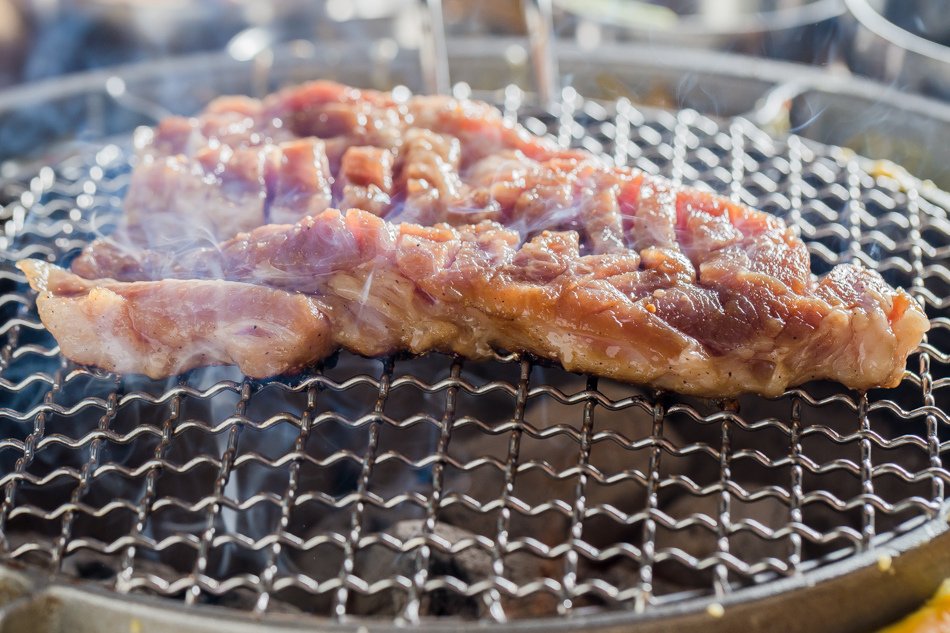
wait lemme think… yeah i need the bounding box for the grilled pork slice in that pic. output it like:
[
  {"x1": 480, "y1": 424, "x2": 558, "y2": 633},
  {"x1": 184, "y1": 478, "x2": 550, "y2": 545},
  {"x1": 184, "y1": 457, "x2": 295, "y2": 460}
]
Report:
[
  {"x1": 61, "y1": 208, "x2": 928, "y2": 396},
  {"x1": 125, "y1": 137, "x2": 333, "y2": 243},
  {"x1": 125, "y1": 81, "x2": 588, "y2": 243},
  {"x1": 17, "y1": 260, "x2": 332, "y2": 379},
  {"x1": 50, "y1": 81, "x2": 929, "y2": 394},
  {"x1": 142, "y1": 81, "x2": 576, "y2": 167}
]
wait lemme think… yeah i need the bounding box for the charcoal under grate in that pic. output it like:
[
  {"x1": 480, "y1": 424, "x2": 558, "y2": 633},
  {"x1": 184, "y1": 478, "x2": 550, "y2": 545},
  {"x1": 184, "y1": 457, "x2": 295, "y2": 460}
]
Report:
[{"x1": 0, "y1": 82, "x2": 947, "y2": 627}]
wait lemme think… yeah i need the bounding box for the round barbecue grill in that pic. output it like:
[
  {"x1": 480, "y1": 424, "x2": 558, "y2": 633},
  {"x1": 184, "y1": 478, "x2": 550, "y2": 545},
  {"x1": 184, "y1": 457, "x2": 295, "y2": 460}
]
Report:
[{"x1": 0, "y1": 7, "x2": 948, "y2": 633}]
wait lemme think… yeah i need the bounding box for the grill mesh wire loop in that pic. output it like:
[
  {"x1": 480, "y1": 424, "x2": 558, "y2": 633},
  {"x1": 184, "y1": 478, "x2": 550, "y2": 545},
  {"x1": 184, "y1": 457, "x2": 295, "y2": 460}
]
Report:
[{"x1": 0, "y1": 78, "x2": 946, "y2": 624}]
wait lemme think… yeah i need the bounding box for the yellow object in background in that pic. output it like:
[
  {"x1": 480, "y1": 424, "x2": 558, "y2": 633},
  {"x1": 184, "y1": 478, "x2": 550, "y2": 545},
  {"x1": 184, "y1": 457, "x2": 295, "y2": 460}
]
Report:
[{"x1": 880, "y1": 579, "x2": 950, "y2": 633}]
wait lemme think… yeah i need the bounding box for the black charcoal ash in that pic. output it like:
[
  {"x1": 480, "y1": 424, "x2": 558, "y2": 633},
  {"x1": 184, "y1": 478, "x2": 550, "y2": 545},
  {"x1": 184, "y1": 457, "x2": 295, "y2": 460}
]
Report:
[
  {"x1": 650, "y1": 488, "x2": 792, "y2": 591},
  {"x1": 349, "y1": 519, "x2": 557, "y2": 619}
]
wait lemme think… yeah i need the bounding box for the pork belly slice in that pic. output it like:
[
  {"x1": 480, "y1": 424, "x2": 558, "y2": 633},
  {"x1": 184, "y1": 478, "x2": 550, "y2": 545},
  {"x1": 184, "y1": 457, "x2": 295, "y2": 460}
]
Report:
[
  {"x1": 124, "y1": 148, "x2": 267, "y2": 243},
  {"x1": 130, "y1": 81, "x2": 588, "y2": 239},
  {"x1": 259, "y1": 80, "x2": 585, "y2": 167},
  {"x1": 268, "y1": 138, "x2": 334, "y2": 225},
  {"x1": 124, "y1": 137, "x2": 332, "y2": 244},
  {"x1": 17, "y1": 260, "x2": 331, "y2": 379},
  {"x1": 141, "y1": 80, "x2": 582, "y2": 168},
  {"x1": 130, "y1": 74, "x2": 755, "y2": 256},
  {"x1": 61, "y1": 208, "x2": 929, "y2": 397},
  {"x1": 338, "y1": 146, "x2": 394, "y2": 216}
]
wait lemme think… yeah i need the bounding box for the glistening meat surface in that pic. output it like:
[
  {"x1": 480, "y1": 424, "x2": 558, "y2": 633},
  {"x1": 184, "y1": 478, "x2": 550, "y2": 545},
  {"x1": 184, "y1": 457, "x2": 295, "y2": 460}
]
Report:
[{"x1": 21, "y1": 81, "x2": 931, "y2": 396}]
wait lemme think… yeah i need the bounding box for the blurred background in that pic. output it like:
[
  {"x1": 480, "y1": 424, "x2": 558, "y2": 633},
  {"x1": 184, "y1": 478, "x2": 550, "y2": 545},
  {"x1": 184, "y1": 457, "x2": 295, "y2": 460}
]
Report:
[{"x1": 0, "y1": 0, "x2": 947, "y2": 100}]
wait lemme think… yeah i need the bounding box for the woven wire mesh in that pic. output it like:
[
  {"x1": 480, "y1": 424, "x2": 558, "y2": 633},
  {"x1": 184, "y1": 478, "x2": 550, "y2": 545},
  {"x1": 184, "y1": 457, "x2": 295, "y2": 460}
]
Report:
[{"x1": 0, "y1": 85, "x2": 947, "y2": 623}]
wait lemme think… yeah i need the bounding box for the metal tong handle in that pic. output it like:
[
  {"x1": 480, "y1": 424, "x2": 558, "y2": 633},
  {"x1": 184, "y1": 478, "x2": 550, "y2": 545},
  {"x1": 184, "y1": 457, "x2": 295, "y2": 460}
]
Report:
[
  {"x1": 418, "y1": 0, "x2": 450, "y2": 95},
  {"x1": 524, "y1": 0, "x2": 560, "y2": 107},
  {"x1": 417, "y1": 0, "x2": 561, "y2": 103}
]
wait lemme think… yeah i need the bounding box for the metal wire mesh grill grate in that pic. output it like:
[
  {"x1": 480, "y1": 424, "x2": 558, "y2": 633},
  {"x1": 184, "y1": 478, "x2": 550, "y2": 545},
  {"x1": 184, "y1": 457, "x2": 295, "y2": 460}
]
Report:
[{"x1": 0, "y1": 87, "x2": 947, "y2": 623}]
